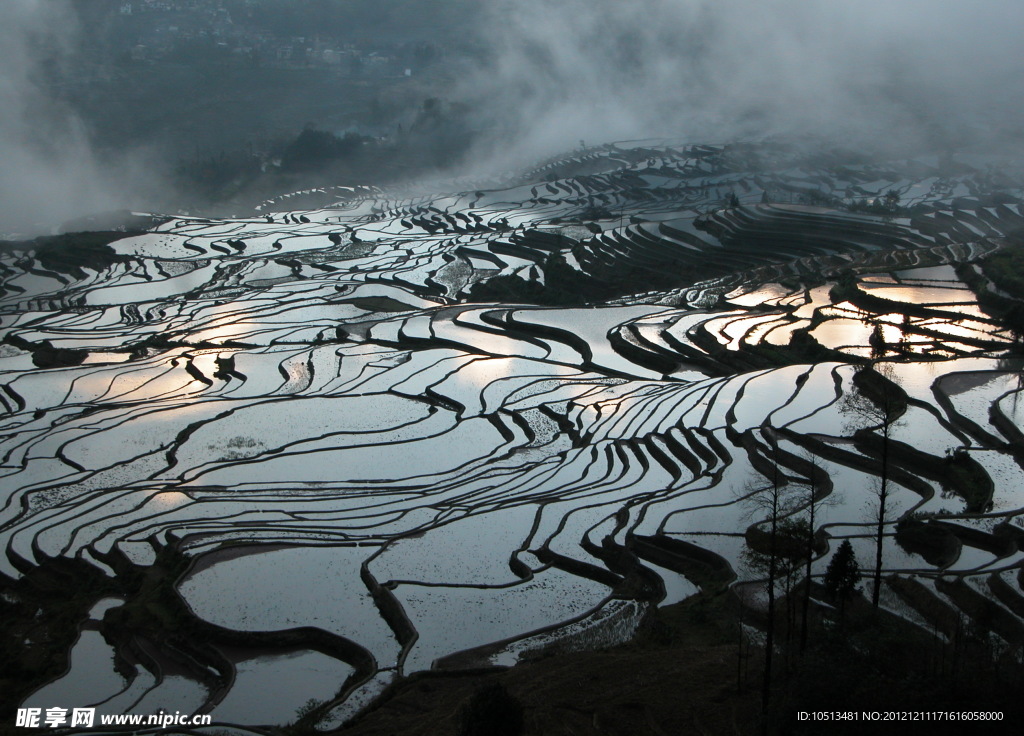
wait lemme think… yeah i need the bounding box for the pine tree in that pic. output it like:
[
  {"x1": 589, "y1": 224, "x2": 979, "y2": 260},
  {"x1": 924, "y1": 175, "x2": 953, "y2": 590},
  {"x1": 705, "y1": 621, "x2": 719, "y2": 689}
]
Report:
[{"x1": 824, "y1": 540, "x2": 860, "y2": 617}]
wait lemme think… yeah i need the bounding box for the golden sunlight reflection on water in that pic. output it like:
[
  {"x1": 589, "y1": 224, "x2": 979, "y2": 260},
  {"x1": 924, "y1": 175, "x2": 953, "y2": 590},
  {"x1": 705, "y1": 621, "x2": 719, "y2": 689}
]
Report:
[{"x1": 146, "y1": 490, "x2": 192, "y2": 509}]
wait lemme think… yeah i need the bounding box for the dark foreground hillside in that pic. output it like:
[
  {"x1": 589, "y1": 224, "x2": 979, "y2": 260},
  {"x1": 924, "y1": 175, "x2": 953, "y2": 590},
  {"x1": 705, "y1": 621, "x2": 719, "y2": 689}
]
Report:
[{"x1": 338, "y1": 591, "x2": 1024, "y2": 736}]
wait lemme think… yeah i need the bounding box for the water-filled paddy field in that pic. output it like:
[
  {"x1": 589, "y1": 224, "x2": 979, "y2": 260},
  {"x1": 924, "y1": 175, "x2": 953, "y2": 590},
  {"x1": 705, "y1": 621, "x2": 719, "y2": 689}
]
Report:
[{"x1": 2, "y1": 141, "x2": 1023, "y2": 731}]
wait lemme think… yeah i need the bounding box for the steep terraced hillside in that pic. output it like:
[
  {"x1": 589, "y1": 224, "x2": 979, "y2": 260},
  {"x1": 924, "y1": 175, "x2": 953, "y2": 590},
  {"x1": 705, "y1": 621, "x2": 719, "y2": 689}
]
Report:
[{"x1": 1, "y1": 141, "x2": 1023, "y2": 731}]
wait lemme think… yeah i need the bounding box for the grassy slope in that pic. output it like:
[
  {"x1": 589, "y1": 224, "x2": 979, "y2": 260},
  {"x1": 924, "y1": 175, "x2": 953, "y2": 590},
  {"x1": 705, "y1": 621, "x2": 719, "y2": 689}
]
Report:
[{"x1": 337, "y1": 594, "x2": 761, "y2": 736}]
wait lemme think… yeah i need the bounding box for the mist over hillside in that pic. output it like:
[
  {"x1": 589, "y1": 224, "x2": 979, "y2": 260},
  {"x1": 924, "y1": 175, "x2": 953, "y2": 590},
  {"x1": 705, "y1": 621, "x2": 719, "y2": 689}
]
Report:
[
  {"x1": 0, "y1": 0, "x2": 486, "y2": 235},
  {"x1": 461, "y1": 0, "x2": 1024, "y2": 166},
  {"x1": 0, "y1": 2, "x2": 147, "y2": 236},
  {"x1": 3, "y1": 0, "x2": 1024, "y2": 232}
]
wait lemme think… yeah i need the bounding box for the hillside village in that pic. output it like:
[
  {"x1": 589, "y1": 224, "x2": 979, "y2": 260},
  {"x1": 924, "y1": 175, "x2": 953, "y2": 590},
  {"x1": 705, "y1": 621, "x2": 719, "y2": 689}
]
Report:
[{"x1": 109, "y1": 0, "x2": 450, "y2": 76}]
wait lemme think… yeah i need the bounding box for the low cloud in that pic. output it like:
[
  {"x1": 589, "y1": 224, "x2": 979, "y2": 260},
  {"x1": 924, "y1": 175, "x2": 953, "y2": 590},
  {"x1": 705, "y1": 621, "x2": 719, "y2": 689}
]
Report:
[
  {"x1": 0, "y1": 1, "x2": 166, "y2": 237},
  {"x1": 4, "y1": 0, "x2": 1023, "y2": 233},
  {"x1": 460, "y1": 0, "x2": 1024, "y2": 168}
]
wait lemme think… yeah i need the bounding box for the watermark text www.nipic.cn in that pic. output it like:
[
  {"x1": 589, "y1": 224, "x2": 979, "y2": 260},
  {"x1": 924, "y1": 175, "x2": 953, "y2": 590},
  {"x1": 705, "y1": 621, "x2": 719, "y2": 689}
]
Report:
[{"x1": 16, "y1": 708, "x2": 213, "y2": 729}]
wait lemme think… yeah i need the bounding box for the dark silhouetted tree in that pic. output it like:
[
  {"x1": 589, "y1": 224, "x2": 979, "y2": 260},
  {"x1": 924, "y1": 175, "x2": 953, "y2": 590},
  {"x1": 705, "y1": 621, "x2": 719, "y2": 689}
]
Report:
[
  {"x1": 884, "y1": 189, "x2": 901, "y2": 212},
  {"x1": 841, "y1": 364, "x2": 906, "y2": 608},
  {"x1": 869, "y1": 321, "x2": 887, "y2": 359},
  {"x1": 740, "y1": 434, "x2": 797, "y2": 724},
  {"x1": 824, "y1": 540, "x2": 860, "y2": 618},
  {"x1": 798, "y1": 452, "x2": 835, "y2": 652}
]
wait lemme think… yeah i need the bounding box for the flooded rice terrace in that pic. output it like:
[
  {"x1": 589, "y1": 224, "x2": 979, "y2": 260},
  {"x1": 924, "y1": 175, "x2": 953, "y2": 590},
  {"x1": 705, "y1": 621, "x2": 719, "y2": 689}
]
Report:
[{"x1": 3, "y1": 141, "x2": 1024, "y2": 730}]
